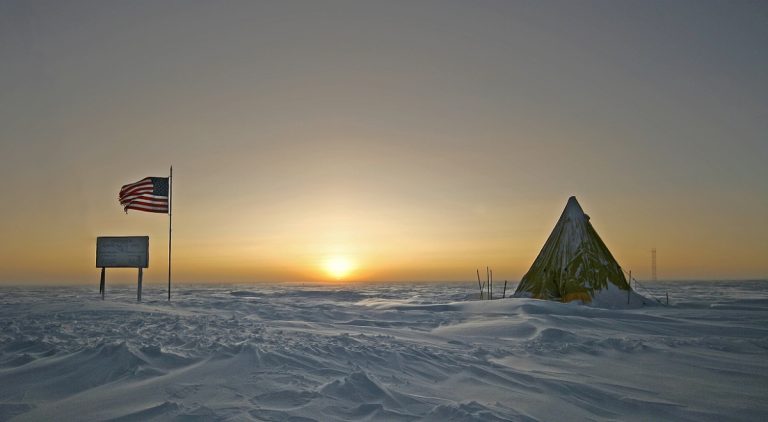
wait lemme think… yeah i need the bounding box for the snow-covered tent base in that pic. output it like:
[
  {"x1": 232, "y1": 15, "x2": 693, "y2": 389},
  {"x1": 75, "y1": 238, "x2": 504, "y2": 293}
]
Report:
[
  {"x1": 513, "y1": 196, "x2": 650, "y2": 308},
  {"x1": 583, "y1": 282, "x2": 650, "y2": 308}
]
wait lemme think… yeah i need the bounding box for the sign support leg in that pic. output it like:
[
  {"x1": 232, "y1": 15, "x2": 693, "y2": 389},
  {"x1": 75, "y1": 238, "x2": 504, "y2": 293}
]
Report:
[
  {"x1": 100, "y1": 267, "x2": 105, "y2": 299},
  {"x1": 138, "y1": 267, "x2": 143, "y2": 302}
]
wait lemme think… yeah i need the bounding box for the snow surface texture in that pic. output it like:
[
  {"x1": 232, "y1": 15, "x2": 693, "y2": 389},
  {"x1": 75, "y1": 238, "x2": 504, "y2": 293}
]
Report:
[{"x1": 1, "y1": 281, "x2": 767, "y2": 421}]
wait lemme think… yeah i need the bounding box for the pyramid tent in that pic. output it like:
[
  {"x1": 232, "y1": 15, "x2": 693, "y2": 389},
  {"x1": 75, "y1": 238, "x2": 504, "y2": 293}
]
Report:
[{"x1": 513, "y1": 196, "x2": 632, "y2": 304}]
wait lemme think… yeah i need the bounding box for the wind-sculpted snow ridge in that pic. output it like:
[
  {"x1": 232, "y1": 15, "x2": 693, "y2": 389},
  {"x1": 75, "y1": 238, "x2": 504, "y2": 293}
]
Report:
[{"x1": 1, "y1": 281, "x2": 767, "y2": 421}]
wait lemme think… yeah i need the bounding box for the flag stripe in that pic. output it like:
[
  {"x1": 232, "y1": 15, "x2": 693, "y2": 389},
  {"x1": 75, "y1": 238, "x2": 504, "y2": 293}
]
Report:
[
  {"x1": 118, "y1": 190, "x2": 154, "y2": 203},
  {"x1": 125, "y1": 205, "x2": 168, "y2": 213},
  {"x1": 119, "y1": 192, "x2": 164, "y2": 204},
  {"x1": 120, "y1": 186, "x2": 153, "y2": 197},
  {"x1": 120, "y1": 184, "x2": 153, "y2": 195},
  {"x1": 126, "y1": 202, "x2": 168, "y2": 209},
  {"x1": 121, "y1": 195, "x2": 168, "y2": 205},
  {"x1": 119, "y1": 178, "x2": 152, "y2": 194},
  {"x1": 125, "y1": 198, "x2": 168, "y2": 207},
  {"x1": 119, "y1": 178, "x2": 149, "y2": 191},
  {"x1": 124, "y1": 201, "x2": 168, "y2": 210}
]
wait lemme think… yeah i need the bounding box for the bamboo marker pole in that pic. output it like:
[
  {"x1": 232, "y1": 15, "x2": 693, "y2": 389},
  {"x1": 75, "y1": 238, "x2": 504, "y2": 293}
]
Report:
[
  {"x1": 503, "y1": 280, "x2": 507, "y2": 298},
  {"x1": 476, "y1": 269, "x2": 483, "y2": 298},
  {"x1": 490, "y1": 269, "x2": 493, "y2": 300},
  {"x1": 627, "y1": 270, "x2": 631, "y2": 305},
  {"x1": 486, "y1": 267, "x2": 490, "y2": 300}
]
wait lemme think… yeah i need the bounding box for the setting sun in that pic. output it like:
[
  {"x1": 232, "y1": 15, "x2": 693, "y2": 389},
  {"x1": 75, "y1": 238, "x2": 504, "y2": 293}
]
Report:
[{"x1": 323, "y1": 256, "x2": 354, "y2": 280}]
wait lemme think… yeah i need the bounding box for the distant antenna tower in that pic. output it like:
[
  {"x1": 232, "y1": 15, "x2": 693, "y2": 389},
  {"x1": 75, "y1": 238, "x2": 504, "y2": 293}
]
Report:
[{"x1": 651, "y1": 248, "x2": 657, "y2": 281}]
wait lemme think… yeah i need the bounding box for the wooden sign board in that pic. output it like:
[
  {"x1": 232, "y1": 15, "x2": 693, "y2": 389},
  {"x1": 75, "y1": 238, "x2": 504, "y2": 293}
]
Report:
[{"x1": 96, "y1": 236, "x2": 149, "y2": 268}]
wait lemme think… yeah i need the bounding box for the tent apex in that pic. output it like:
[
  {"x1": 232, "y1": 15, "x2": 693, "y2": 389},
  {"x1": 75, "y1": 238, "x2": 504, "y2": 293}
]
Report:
[{"x1": 563, "y1": 196, "x2": 585, "y2": 217}]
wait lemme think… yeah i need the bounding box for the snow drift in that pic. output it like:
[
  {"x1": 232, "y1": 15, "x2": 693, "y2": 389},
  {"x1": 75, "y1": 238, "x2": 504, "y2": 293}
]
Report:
[{"x1": 1, "y1": 281, "x2": 767, "y2": 421}]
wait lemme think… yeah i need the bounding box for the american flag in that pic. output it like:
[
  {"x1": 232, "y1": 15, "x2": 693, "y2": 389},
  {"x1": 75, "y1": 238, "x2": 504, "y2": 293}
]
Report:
[{"x1": 119, "y1": 177, "x2": 169, "y2": 213}]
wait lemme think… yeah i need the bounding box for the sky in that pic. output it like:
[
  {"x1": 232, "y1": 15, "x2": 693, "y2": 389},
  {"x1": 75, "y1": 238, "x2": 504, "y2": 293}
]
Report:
[{"x1": 1, "y1": 0, "x2": 766, "y2": 285}]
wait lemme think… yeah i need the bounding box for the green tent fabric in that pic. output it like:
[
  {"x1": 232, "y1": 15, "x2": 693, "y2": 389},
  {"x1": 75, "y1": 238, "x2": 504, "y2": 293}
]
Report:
[{"x1": 513, "y1": 196, "x2": 630, "y2": 304}]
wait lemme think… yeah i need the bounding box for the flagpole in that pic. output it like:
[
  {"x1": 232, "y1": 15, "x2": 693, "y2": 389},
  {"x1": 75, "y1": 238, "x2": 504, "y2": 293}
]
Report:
[{"x1": 168, "y1": 165, "x2": 173, "y2": 301}]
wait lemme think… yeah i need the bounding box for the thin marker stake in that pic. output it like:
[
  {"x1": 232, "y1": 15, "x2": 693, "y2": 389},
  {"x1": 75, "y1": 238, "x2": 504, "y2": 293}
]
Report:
[
  {"x1": 476, "y1": 269, "x2": 484, "y2": 298},
  {"x1": 486, "y1": 267, "x2": 490, "y2": 300},
  {"x1": 490, "y1": 269, "x2": 493, "y2": 300}
]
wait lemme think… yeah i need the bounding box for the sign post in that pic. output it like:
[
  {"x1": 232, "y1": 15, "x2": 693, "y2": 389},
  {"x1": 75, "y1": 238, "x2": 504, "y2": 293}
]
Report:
[
  {"x1": 96, "y1": 236, "x2": 150, "y2": 301},
  {"x1": 99, "y1": 268, "x2": 106, "y2": 299}
]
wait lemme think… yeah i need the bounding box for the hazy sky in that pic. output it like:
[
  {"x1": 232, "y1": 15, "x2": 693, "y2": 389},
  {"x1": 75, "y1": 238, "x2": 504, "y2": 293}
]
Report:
[{"x1": 1, "y1": 0, "x2": 766, "y2": 284}]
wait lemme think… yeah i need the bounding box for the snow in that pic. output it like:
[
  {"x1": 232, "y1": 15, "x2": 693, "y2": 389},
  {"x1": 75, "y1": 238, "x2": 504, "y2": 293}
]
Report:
[
  {"x1": 589, "y1": 282, "x2": 651, "y2": 308},
  {"x1": 1, "y1": 281, "x2": 767, "y2": 421}
]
